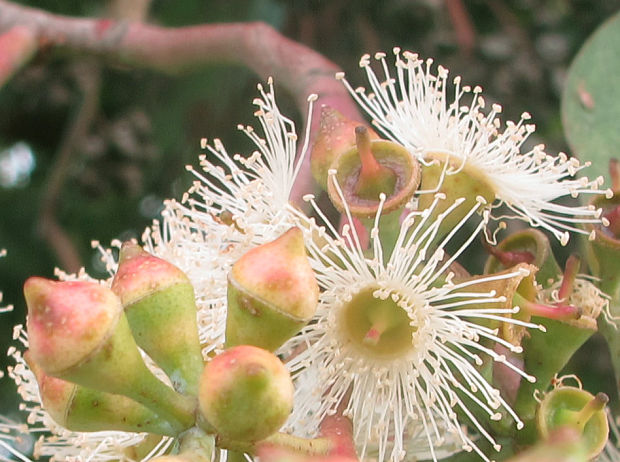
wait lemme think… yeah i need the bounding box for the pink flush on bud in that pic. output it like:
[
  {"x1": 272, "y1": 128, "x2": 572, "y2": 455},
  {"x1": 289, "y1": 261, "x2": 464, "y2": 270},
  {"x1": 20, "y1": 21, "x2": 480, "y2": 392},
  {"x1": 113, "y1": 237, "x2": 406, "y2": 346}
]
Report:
[
  {"x1": 231, "y1": 227, "x2": 318, "y2": 321},
  {"x1": 24, "y1": 277, "x2": 122, "y2": 376},
  {"x1": 111, "y1": 241, "x2": 190, "y2": 307},
  {"x1": 199, "y1": 345, "x2": 294, "y2": 442}
]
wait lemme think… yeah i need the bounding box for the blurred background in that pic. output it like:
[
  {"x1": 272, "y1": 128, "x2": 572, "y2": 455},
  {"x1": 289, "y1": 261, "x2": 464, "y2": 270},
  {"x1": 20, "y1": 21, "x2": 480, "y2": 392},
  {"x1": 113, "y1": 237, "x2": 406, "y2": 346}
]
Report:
[{"x1": 1, "y1": 0, "x2": 619, "y2": 426}]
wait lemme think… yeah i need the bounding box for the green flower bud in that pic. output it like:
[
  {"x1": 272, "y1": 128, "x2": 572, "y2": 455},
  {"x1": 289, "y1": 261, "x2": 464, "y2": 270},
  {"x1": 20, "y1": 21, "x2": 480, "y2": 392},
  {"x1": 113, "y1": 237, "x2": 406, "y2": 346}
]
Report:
[
  {"x1": 25, "y1": 277, "x2": 120, "y2": 377},
  {"x1": 537, "y1": 387, "x2": 608, "y2": 459},
  {"x1": 112, "y1": 242, "x2": 204, "y2": 395},
  {"x1": 199, "y1": 345, "x2": 294, "y2": 443},
  {"x1": 25, "y1": 351, "x2": 176, "y2": 435},
  {"x1": 310, "y1": 105, "x2": 379, "y2": 190},
  {"x1": 226, "y1": 227, "x2": 318, "y2": 351},
  {"x1": 24, "y1": 277, "x2": 195, "y2": 432}
]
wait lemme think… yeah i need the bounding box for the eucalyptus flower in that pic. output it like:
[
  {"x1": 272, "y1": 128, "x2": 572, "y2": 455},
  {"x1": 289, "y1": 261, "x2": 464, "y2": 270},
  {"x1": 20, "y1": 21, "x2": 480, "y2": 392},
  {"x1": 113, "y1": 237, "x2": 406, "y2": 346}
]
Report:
[
  {"x1": 1, "y1": 82, "x2": 316, "y2": 462},
  {"x1": 284, "y1": 182, "x2": 543, "y2": 462},
  {"x1": 337, "y1": 49, "x2": 611, "y2": 245}
]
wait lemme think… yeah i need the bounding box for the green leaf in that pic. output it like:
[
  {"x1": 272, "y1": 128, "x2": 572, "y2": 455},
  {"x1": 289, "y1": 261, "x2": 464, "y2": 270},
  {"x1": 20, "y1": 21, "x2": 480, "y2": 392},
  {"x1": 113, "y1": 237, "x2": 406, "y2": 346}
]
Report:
[{"x1": 562, "y1": 11, "x2": 620, "y2": 187}]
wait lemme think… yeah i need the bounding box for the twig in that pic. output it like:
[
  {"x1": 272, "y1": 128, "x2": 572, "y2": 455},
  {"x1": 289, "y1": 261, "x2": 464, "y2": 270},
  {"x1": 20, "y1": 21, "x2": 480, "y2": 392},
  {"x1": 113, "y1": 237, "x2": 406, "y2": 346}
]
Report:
[
  {"x1": 0, "y1": 25, "x2": 37, "y2": 86},
  {"x1": 0, "y1": 0, "x2": 363, "y2": 206},
  {"x1": 445, "y1": 0, "x2": 476, "y2": 56},
  {"x1": 0, "y1": 1, "x2": 360, "y2": 131}
]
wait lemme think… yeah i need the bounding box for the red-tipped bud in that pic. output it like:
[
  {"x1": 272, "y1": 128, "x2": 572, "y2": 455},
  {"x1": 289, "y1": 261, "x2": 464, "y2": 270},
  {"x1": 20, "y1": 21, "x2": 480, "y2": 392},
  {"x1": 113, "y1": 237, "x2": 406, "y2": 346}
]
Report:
[
  {"x1": 112, "y1": 242, "x2": 188, "y2": 306},
  {"x1": 112, "y1": 242, "x2": 204, "y2": 395},
  {"x1": 199, "y1": 345, "x2": 294, "y2": 443},
  {"x1": 24, "y1": 277, "x2": 195, "y2": 432},
  {"x1": 310, "y1": 106, "x2": 379, "y2": 189},
  {"x1": 227, "y1": 227, "x2": 318, "y2": 351},
  {"x1": 25, "y1": 277, "x2": 121, "y2": 376}
]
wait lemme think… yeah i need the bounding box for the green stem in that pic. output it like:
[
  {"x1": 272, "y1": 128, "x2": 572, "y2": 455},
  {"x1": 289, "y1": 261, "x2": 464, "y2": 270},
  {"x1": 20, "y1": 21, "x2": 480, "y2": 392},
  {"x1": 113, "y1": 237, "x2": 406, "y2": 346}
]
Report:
[
  {"x1": 218, "y1": 432, "x2": 332, "y2": 457},
  {"x1": 176, "y1": 428, "x2": 216, "y2": 462},
  {"x1": 262, "y1": 433, "x2": 332, "y2": 457}
]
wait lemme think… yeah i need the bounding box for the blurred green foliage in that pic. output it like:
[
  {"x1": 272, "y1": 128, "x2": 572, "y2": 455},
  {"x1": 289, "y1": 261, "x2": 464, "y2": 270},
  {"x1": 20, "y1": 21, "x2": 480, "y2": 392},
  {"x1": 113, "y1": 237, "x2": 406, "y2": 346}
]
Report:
[
  {"x1": 1, "y1": 0, "x2": 619, "y2": 420},
  {"x1": 562, "y1": 10, "x2": 620, "y2": 186}
]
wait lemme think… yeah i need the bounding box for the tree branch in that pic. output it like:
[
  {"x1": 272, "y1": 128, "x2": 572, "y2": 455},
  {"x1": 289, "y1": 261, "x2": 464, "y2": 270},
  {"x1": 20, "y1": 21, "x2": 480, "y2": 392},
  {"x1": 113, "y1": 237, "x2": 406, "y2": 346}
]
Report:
[
  {"x1": 0, "y1": 25, "x2": 37, "y2": 86},
  {"x1": 0, "y1": 1, "x2": 361, "y2": 130},
  {"x1": 0, "y1": 0, "x2": 363, "y2": 210}
]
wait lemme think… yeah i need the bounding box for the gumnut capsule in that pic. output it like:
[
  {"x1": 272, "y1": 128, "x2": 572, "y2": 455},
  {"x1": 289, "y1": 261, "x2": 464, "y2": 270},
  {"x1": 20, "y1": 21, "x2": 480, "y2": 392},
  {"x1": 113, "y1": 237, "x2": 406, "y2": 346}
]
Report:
[
  {"x1": 24, "y1": 277, "x2": 195, "y2": 431},
  {"x1": 514, "y1": 255, "x2": 605, "y2": 443},
  {"x1": 483, "y1": 229, "x2": 561, "y2": 289},
  {"x1": 226, "y1": 227, "x2": 318, "y2": 351},
  {"x1": 327, "y1": 126, "x2": 420, "y2": 219},
  {"x1": 198, "y1": 345, "x2": 294, "y2": 443},
  {"x1": 112, "y1": 242, "x2": 204, "y2": 395},
  {"x1": 536, "y1": 387, "x2": 609, "y2": 459},
  {"x1": 25, "y1": 351, "x2": 176, "y2": 435},
  {"x1": 310, "y1": 105, "x2": 379, "y2": 190}
]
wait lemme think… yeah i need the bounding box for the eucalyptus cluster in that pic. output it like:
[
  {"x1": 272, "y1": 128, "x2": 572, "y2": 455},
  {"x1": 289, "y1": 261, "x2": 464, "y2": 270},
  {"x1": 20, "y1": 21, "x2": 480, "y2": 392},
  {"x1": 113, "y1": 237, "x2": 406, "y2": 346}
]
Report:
[{"x1": 3, "y1": 50, "x2": 620, "y2": 462}]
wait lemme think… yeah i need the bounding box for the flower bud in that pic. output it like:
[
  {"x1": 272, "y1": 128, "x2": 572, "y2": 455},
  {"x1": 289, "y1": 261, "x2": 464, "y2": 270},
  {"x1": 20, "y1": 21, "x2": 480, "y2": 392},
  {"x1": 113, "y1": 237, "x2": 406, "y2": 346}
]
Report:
[
  {"x1": 25, "y1": 351, "x2": 176, "y2": 435},
  {"x1": 25, "y1": 277, "x2": 120, "y2": 377},
  {"x1": 198, "y1": 345, "x2": 294, "y2": 443},
  {"x1": 310, "y1": 106, "x2": 379, "y2": 190},
  {"x1": 537, "y1": 387, "x2": 608, "y2": 459},
  {"x1": 24, "y1": 277, "x2": 195, "y2": 432},
  {"x1": 226, "y1": 227, "x2": 318, "y2": 351},
  {"x1": 112, "y1": 242, "x2": 204, "y2": 395}
]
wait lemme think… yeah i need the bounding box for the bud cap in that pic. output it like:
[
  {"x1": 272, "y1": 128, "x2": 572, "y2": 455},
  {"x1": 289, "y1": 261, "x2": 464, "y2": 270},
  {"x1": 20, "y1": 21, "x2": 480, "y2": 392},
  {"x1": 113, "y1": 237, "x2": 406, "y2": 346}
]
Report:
[
  {"x1": 25, "y1": 277, "x2": 121, "y2": 375},
  {"x1": 198, "y1": 345, "x2": 294, "y2": 442}
]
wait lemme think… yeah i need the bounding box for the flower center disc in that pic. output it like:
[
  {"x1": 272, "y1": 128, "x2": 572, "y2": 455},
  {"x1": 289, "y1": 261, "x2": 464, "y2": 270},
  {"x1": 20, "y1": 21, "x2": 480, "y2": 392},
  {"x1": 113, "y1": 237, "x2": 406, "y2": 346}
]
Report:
[{"x1": 341, "y1": 287, "x2": 414, "y2": 358}]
